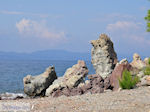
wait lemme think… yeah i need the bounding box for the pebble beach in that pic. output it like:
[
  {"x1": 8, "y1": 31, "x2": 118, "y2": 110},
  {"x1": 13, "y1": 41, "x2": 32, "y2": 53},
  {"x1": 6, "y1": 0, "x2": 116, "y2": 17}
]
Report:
[{"x1": 1, "y1": 86, "x2": 150, "y2": 112}]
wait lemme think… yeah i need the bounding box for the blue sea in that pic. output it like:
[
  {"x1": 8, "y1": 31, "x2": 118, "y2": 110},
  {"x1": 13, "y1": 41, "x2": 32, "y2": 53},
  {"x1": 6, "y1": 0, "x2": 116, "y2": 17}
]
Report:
[{"x1": 0, "y1": 60, "x2": 95, "y2": 94}]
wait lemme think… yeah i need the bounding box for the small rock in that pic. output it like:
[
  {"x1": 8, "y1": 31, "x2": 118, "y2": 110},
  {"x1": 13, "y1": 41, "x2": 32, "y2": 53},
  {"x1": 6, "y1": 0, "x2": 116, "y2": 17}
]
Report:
[
  {"x1": 0, "y1": 93, "x2": 26, "y2": 100},
  {"x1": 104, "y1": 89, "x2": 112, "y2": 93},
  {"x1": 144, "y1": 58, "x2": 149, "y2": 66},
  {"x1": 130, "y1": 53, "x2": 146, "y2": 70},
  {"x1": 78, "y1": 83, "x2": 86, "y2": 88},
  {"x1": 116, "y1": 58, "x2": 128, "y2": 67},
  {"x1": 81, "y1": 82, "x2": 92, "y2": 93},
  {"x1": 85, "y1": 80, "x2": 90, "y2": 84},
  {"x1": 139, "y1": 75, "x2": 150, "y2": 86},
  {"x1": 23, "y1": 66, "x2": 57, "y2": 97},
  {"x1": 137, "y1": 71, "x2": 145, "y2": 78}
]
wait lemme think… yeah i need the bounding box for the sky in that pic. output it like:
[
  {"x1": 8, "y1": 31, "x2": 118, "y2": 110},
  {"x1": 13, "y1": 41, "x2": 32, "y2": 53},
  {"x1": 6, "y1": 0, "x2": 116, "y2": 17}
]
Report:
[{"x1": 0, "y1": 0, "x2": 150, "y2": 57}]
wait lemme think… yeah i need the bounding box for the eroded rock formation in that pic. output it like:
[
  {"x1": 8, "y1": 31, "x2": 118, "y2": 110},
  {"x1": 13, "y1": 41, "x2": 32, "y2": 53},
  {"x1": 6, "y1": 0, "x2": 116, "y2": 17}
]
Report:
[
  {"x1": 46, "y1": 74, "x2": 110, "y2": 97},
  {"x1": 45, "y1": 60, "x2": 88, "y2": 97},
  {"x1": 46, "y1": 73, "x2": 112, "y2": 97},
  {"x1": 91, "y1": 34, "x2": 118, "y2": 78},
  {"x1": 23, "y1": 66, "x2": 57, "y2": 97},
  {"x1": 130, "y1": 53, "x2": 146, "y2": 70}
]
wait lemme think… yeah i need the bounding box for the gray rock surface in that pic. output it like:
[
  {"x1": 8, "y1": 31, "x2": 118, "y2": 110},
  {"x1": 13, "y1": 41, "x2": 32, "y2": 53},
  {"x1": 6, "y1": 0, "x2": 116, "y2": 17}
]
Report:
[
  {"x1": 91, "y1": 34, "x2": 118, "y2": 78},
  {"x1": 23, "y1": 66, "x2": 57, "y2": 96},
  {"x1": 45, "y1": 60, "x2": 88, "y2": 97}
]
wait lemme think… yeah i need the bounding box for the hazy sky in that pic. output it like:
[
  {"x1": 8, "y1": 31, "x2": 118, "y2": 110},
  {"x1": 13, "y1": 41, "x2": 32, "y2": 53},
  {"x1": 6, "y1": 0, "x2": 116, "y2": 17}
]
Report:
[{"x1": 0, "y1": 0, "x2": 150, "y2": 56}]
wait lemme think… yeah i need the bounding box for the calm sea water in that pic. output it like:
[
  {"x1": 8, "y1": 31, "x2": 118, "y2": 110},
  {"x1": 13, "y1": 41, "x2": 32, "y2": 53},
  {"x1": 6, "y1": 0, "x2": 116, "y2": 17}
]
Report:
[{"x1": 0, "y1": 60, "x2": 95, "y2": 94}]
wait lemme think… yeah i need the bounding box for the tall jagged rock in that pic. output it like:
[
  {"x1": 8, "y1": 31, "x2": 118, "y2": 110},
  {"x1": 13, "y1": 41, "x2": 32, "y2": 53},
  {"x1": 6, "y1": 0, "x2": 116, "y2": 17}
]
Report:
[
  {"x1": 23, "y1": 66, "x2": 57, "y2": 97},
  {"x1": 91, "y1": 34, "x2": 118, "y2": 78}
]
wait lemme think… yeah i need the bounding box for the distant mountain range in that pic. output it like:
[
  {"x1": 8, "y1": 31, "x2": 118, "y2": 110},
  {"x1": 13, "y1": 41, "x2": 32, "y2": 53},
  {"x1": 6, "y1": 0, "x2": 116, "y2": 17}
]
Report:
[
  {"x1": 0, "y1": 49, "x2": 147, "y2": 61},
  {"x1": 0, "y1": 50, "x2": 91, "y2": 61}
]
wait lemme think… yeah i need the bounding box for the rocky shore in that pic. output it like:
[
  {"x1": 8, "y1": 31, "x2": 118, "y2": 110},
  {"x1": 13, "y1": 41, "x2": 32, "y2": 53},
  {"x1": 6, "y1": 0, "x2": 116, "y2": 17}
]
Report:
[
  {"x1": 1, "y1": 86, "x2": 150, "y2": 112},
  {"x1": 0, "y1": 34, "x2": 150, "y2": 112}
]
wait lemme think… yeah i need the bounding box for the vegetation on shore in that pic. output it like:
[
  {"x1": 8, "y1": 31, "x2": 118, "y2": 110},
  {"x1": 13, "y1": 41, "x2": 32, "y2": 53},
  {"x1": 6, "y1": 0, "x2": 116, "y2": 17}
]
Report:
[
  {"x1": 119, "y1": 70, "x2": 139, "y2": 89},
  {"x1": 144, "y1": 58, "x2": 150, "y2": 75}
]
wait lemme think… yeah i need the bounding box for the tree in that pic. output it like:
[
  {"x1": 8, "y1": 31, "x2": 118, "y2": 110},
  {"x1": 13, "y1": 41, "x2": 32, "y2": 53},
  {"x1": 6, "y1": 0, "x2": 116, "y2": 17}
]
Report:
[{"x1": 145, "y1": 9, "x2": 150, "y2": 32}]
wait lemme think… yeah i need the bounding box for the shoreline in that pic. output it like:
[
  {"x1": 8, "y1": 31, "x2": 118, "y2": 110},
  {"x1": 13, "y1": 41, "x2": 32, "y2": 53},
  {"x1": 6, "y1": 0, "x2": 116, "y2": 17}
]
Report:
[{"x1": 1, "y1": 86, "x2": 150, "y2": 112}]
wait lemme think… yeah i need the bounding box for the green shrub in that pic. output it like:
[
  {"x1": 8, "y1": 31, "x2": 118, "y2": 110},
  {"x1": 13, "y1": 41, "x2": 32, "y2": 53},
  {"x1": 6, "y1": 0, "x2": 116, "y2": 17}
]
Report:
[
  {"x1": 148, "y1": 58, "x2": 150, "y2": 65},
  {"x1": 119, "y1": 70, "x2": 139, "y2": 89},
  {"x1": 144, "y1": 66, "x2": 150, "y2": 75}
]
